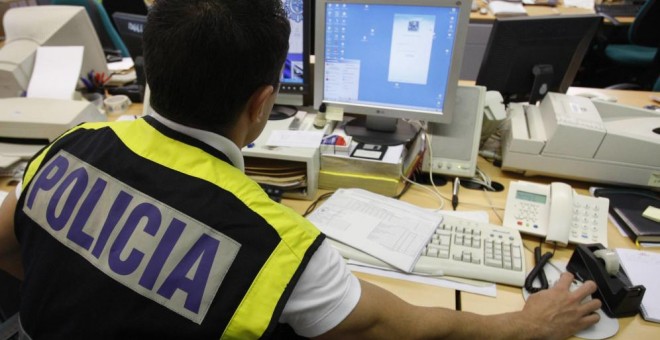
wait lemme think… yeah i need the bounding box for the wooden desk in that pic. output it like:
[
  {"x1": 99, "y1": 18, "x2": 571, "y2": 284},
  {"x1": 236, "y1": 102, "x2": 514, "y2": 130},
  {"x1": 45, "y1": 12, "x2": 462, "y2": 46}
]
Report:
[{"x1": 469, "y1": 1, "x2": 634, "y2": 24}]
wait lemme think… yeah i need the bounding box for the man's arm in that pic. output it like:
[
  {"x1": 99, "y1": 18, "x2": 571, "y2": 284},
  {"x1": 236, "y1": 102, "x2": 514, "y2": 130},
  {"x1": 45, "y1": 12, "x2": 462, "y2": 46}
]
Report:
[
  {"x1": 0, "y1": 190, "x2": 23, "y2": 280},
  {"x1": 315, "y1": 272, "x2": 601, "y2": 340}
]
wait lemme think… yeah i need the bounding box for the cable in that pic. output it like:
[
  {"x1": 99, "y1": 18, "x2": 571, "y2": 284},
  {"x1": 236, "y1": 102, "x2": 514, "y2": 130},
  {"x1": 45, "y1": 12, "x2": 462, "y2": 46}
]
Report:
[
  {"x1": 397, "y1": 124, "x2": 447, "y2": 210},
  {"x1": 303, "y1": 191, "x2": 335, "y2": 217},
  {"x1": 482, "y1": 186, "x2": 504, "y2": 223},
  {"x1": 524, "y1": 242, "x2": 558, "y2": 293}
]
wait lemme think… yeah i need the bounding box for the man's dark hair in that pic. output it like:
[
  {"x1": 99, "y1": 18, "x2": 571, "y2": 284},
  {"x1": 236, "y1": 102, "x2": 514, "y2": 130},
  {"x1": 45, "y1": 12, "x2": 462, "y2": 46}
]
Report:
[{"x1": 143, "y1": 0, "x2": 290, "y2": 129}]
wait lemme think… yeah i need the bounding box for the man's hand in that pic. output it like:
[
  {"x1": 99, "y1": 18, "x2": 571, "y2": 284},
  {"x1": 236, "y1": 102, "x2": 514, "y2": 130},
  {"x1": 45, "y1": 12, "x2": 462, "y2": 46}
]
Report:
[{"x1": 522, "y1": 272, "x2": 602, "y2": 340}]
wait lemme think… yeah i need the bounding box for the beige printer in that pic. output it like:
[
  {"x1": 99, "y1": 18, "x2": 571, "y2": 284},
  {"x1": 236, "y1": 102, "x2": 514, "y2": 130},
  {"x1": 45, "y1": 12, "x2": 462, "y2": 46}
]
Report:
[
  {"x1": 0, "y1": 97, "x2": 105, "y2": 168},
  {"x1": 501, "y1": 92, "x2": 660, "y2": 189}
]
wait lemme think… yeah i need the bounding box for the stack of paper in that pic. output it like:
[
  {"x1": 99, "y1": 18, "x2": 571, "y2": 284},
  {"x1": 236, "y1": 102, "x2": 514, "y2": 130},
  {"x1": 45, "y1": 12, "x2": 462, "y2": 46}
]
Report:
[
  {"x1": 616, "y1": 249, "x2": 660, "y2": 323},
  {"x1": 244, "y1": 157, "x2": 307, "y2": 190}
]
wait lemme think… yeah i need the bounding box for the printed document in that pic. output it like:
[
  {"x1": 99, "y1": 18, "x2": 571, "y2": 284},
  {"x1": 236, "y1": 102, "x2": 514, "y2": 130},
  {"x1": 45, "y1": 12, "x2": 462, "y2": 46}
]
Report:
[{"x1": 307, "y1": 188, "x2": 441, "y2": 272}]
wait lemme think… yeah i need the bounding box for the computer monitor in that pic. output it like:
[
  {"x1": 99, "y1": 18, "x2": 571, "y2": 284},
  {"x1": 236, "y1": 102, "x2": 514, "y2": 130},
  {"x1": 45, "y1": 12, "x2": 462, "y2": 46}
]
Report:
[
  {"x1": 111, "y1": 12, "x2": 146, "y2": 62},
  {"x1": 475, "y1": 15, "x2": 602, "y2": 104},
  {"x1": 0, "y1": 5, "x2": 108, "y2": 98},
  {"x1": 270, "y1": 0, "x2": 312, "y2": 119},
  {"x1": 112, "y1": 12, "x2": 147, "y2": 88},
  {"x1": 314, "y1": 0, "x2": 470, "y2": 145}
]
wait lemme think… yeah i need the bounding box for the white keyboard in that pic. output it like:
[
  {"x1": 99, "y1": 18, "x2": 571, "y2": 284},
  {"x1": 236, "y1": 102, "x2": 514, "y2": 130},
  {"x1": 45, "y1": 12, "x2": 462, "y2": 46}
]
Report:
[{"x1": 330, "y1": 213, "x2": 527, "y2": 287}]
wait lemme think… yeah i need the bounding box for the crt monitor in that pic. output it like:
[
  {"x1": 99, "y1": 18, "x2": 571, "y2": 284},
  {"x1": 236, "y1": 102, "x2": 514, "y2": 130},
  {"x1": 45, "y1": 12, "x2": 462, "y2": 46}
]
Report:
[
  {"x1": 270, "y1": 0, "x2": 312, "y2": 119},
  {"x1": 314, "y1": 0, "x2": 470, "y2": 145},
  {"x1": 475, "y1": 15, "x2": 602, "y2": 104},
  {"x1": 0, "y1": 5, "x2": 108, "y2": 98}
]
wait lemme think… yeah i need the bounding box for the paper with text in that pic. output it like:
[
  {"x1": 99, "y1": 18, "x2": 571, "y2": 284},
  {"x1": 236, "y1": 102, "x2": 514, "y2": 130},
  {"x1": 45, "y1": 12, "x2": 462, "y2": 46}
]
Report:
[{"x1": 307, "y1": 188, "x2": 441, "y2": 272}]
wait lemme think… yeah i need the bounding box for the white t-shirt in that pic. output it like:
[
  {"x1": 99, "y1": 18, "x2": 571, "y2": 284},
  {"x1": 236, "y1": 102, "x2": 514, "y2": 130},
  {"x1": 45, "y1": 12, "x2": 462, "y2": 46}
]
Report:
[{"x1": 280, "y1": 239, "x2": 361, "y2": 337}]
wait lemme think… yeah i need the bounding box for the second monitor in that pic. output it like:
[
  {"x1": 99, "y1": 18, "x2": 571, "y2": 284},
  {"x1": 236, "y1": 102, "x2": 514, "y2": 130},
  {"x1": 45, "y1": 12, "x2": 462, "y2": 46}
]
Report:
[
  {"x1": 475, "y1": 15, "x2": 602, "y2": 104},
  {"x1": 314, "y1": 0, "x2": 471, "y2": 145},
  {"x1": 270, "y1": 0, "x2": 313, "y2": 119}
]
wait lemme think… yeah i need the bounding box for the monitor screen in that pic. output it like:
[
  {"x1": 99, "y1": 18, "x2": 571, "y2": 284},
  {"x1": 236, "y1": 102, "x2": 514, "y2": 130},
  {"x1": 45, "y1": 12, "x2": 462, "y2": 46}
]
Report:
[
  {"x1": 475, "y1": 15, "x2": 602, "y2": 104},
  {"x1": 313, "y1": 0, "x2": 470, "y2": 144},
  {"x1": 272, "y1": 0, "x2": 312, "y2": 115}
]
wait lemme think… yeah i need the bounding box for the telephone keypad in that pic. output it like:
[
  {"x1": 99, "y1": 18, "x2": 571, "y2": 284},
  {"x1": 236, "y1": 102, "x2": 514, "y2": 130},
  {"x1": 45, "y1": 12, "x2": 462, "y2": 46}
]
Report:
[
  {"x1": 512, "y1": 201, "x2": 542, "y2": 229},
  {"x1": 569, "y1": 198, "x2": 608, "y2": 245}
]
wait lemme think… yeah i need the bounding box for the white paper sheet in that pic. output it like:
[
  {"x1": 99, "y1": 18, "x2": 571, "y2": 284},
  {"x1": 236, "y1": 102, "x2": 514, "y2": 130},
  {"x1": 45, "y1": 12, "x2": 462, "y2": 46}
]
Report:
[
  {"x1": 266, "y1": 130, "x2": 324, "y2": 148},
  {"x1": 616, "y1": 248, "x2": 660, "y2": 323},
  {"x1": 348, "y1": 260, "x2": 497, "y2": 297},
  {"x1": 563, "y1": 0, "x2": 595, "y2": 10},
  {"x1": 27, "y1": 46, "x2": 84, "y2": 99}
]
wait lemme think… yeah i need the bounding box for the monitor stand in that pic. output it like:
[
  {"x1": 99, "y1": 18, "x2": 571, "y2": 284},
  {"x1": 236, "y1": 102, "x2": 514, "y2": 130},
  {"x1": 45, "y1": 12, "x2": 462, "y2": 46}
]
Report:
[
  {"x1": 529, "y1": 64, "x2": 554, "y2": 104},
  {"x1": 344, "y1": 116, "x2": 419, "y2": 146},
  {"x1": 269, "y1": 105, "x2": 298, "y2": 120}
]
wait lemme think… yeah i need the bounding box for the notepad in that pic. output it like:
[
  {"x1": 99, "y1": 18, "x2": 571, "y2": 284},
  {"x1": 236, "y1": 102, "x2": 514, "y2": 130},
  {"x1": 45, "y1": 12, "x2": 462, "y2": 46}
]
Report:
[{"x1": 616, "y1": 248, "x2": 660, "y2": 323}]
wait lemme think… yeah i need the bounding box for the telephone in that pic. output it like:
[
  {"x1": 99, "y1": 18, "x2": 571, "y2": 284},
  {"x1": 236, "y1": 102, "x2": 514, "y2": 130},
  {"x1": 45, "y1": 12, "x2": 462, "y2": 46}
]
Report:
[{"x1": 502, "y1": 180, "x2": 610, "y2": 247}]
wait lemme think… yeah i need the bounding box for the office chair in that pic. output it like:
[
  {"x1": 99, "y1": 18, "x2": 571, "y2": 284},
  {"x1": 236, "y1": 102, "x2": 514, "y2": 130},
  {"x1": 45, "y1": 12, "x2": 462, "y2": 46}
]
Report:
[
  {"x1": 601, "y1": 0, "x2": 659, "y2": 90},
  {"x1": 51, "y1": 0, "x2": 130, "y2": 58}
]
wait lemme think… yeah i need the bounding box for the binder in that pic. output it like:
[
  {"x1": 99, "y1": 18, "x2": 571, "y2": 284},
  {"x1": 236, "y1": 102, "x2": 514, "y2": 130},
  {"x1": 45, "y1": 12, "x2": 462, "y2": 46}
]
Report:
[{"x1": 592, "y1": 187, "x2": 660, "y2": 243}]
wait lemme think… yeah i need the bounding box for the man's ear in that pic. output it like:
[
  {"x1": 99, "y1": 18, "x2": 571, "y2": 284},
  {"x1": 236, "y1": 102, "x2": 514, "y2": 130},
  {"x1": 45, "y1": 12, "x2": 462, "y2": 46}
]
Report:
[{"x1": 247, "y1": 85, "x2": 275, "y2": 123}]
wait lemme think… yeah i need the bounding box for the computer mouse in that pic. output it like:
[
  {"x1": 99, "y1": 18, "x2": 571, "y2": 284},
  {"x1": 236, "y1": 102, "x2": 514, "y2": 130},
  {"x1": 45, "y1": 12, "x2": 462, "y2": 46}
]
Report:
[
  {"x1": 479, "y1": 7, "x2": 488, "y2": 15},
  {"x1": 522, "y1": 262, "x2": 619, "y2": 339}
]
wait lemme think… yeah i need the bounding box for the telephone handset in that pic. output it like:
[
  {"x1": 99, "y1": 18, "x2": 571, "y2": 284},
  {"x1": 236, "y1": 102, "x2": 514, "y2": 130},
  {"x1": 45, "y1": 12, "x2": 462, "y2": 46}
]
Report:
[
  {"x1": 502, "y1": 180, "x2": 610, "y2": 247},
  {"x1": 545, "y1": 182, "x2": 573, "y2": 245}
]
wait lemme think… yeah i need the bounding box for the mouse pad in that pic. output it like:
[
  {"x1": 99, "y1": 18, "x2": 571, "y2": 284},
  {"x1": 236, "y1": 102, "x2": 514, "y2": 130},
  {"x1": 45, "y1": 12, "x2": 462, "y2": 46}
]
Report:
[{"x1": 522, "y1": 262, "x2": 619, "y2": 340}]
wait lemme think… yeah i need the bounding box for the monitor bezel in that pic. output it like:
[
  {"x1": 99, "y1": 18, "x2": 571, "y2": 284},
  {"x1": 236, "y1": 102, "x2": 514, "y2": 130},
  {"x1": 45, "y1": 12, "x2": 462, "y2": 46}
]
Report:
[
  {"x1": 276, "y1": 0, "x2": 313, "y2": 107},
  {"x1": 313, "y1": 0, "x2": 471, "y2": 124}
]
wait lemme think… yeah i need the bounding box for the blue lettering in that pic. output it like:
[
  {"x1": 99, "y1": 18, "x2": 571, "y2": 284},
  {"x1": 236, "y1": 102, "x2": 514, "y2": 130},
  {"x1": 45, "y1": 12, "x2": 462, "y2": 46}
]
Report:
[
  {"x1": 91, "y1": 191, "x2": 133, "y2": 258},
  {"x1": 26, "y1": 155, "x2": 69, "y2": 209},
  {"x1": 67, "y1": 178, "x2": 107, "y2": 250},
  {"x1": 23, "y1": 151, "x2": 235, "y2": 323},
  {"x1": 109, "y1": 202, "x2": 161, "y2": 275},
  {"x1": 46, "y1": 168, "x2": 88, "y2": 231},
  {"x1": 139, "y1": 218, "x2": 186, "y2": 290},
  {"x1": 157, "y1": 234, "x2": 220, "y2": 313}
]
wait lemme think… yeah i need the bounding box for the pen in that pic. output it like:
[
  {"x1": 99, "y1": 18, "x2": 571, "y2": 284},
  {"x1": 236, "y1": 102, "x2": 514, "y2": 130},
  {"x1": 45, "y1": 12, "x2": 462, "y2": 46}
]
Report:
[{"x1": 452, "y1": 177, "x2": 460, "y2": 211}]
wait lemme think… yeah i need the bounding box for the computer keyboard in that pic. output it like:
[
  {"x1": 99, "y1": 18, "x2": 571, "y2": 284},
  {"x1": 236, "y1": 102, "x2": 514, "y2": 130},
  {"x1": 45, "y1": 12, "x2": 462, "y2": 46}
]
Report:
[
  {"x1": 329, "y1": 213, "x2": 527, "y2": 287},
  {"x1": 595, "y1": 2, "x2": 643, "y2": 18}
]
